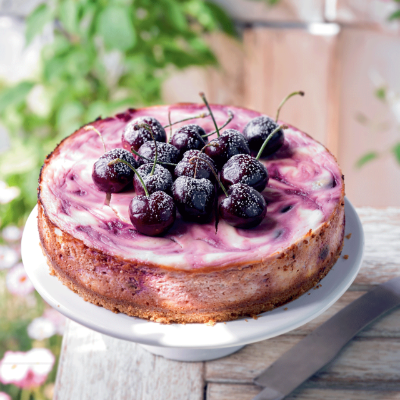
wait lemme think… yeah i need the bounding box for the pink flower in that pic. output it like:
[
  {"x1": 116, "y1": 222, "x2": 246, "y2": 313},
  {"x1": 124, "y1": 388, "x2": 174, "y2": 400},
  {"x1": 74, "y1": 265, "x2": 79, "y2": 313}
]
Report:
[
  {"x1": 43, "y1": 308, "x2": 66, "y2": 335},
  {"x1": 27, "y1": 318, "x2": 56, "y2": 340},
  {"x1": 0, "y1": 245, "x2": 19, "y2": 270},
  {"x1": 0, "y1": 348, "x2": 55, "y2": 389},
  {"x1": 0, "y1": 392, "x2": 11, "y2": 400},
  {"x1": 6, "y1": 264, "x2": 34, "y2": 296}
]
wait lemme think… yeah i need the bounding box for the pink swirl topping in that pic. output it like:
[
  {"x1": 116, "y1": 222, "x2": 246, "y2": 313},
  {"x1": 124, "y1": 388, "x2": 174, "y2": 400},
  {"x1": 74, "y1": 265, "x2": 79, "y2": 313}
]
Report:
[{"x1": 39, "y1": 104, "x2": 343, "y2": 271}]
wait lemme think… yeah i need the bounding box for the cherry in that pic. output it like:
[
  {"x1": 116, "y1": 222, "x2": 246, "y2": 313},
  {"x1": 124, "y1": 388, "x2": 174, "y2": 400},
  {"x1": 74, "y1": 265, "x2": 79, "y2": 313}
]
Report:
[
  {"x1": 170, "y1": 124, "x2": 208, "y2": 157},
  {"x1": 220, "y1": 154, "x2": 269, "y2": 192},
  {"x1": 137, "y1": 141, "x2": 180, "y2": 173},
  {"x1": 122, "y1": 116, "x2": 166, "y2": 152},
  {"x1": 219, "y1": 183, "x2": 267, "y2": 229},
  {"x1": 204, "y1": 129, "x2": 250, "y2": 170},
  {"x1": 242, "y1": 116, "x2": 284, "y2": 158},
  {"x1": 172, "y1": 176, "x2": 215, "y2": 223},
  {"x1": 174, "y1": 150, "x2": 217, "y2": 183},
  {"x1": 92, "y1": 148, "x2": 137, "y2": 193},
  {"x1": 108, "y1": 158, "x2": 176, "y2": 236},
  {"x1": 243, "y1": 91, "x2": 304, "y2": 158},
  {"x1": 134, "y1": 163, "x2": 173, "y2": 196},
  {"x1": 129, "y1": 191, "x2": 176, "y2": 236}
]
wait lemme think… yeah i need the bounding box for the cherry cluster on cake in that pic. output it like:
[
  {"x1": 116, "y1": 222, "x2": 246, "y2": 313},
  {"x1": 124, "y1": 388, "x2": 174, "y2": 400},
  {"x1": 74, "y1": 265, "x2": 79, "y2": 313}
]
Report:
[{"x1": 90, "y1": 92, "x2": 304, "y2": 236}]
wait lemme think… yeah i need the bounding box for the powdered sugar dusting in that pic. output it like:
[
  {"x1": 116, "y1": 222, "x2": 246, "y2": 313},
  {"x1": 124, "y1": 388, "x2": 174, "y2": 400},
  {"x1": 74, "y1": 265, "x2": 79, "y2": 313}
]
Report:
[{"x1": 39, "y1": 104, "x2": 344, "y2": 270}]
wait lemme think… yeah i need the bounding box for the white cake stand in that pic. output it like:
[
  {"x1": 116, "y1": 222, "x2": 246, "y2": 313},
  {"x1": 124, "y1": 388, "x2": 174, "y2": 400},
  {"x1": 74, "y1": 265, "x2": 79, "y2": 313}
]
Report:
[{"x1": 21, "y1": 198, "x2": 363, "y2": 362}]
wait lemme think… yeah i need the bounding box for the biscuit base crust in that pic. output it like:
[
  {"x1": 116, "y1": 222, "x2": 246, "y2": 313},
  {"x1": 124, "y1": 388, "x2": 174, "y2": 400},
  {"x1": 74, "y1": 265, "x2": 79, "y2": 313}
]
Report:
[{"x1": 38, "y1": 199, "x2": 345, "y2": 324}]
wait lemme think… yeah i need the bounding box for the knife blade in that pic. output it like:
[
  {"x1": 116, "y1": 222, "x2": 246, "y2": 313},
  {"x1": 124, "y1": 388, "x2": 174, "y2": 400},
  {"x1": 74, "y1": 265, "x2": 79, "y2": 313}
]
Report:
[{"x1": 252, "y1": 276, "x2": 400, "y2": 400}]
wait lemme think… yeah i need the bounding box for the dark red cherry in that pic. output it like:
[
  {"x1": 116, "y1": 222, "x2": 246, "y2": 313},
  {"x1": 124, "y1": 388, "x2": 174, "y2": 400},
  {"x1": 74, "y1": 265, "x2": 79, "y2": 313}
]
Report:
[
  {"x1": 204, "y1": 129, "x2": 250, "y2": 170},
  {"x1": 129, "y1": 191, "x2": 176, "y2": 236},
  {"x1": 220, "y1": 154, "x2": 269, "y2": 192},
  {"x1": 170, "y1": 124, "x2": 208, "y2": 157},
  {"x1": 137, "y1": 141, "x2": 180, "y2": 173},
  {"x1": 172, "y1": 176, "x2": 215, "y2": 223},
  {"x1": 174, "y1": 150, "x2": 217, "y2": 183},
  {"x1": 122, "y1": 116, "x2": 166, "y2": 152},
  {"x1": 92, "y1": 148, "x2": 137, "y2": 193},
  {"x1": 242, "y1": 116, "x2": 284, "y2": 158},
  {"x1": 219, "y1": 183, "x2": 267, "y2": 229},
  {"x1": 134, "y1": 163, "x2": 173, "y2": 196}
]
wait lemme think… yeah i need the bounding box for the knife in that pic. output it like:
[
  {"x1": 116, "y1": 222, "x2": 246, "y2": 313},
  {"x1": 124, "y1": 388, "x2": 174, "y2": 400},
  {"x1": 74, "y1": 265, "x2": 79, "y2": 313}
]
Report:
[{"x1": 253, "y1": 276, "x2": 400, "y2": 400}]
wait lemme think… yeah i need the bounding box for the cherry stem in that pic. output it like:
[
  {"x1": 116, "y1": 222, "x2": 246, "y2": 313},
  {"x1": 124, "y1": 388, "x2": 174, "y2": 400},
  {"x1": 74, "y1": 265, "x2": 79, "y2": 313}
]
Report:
[
  {"x1": 167, "y1": 110, "x2": 173, "y2": 143},
  {"x1": 104, "y1": 192, "x2": 111, "y2": 207},
  {"x1": 136, "y1": 123, "x2": 157, "y2": 176},
  {"x1": 275, "y1": 91, "x2": 305, "y2": 122},
  {"x1": 189, "y1": 156, "x2": 228, "y2": 197},
  {"x1": 130, "y1": 147, "x2": 177, "y2": 167},
  {"x1": 256, "y1": 124, "x2": 288, "y2": 160},
  {"x1": 84, "y1": 125, "x2": 106, "y2": 153},
  {"x1": 163, "y1": 112, "x2": 210, "y2": 128},
  {"x1": 108, "y1": 158, "x2": 149, "y2": 197},
  {"x1": 202, "y1": 110, "x2": 234, "y2": 138},
  {"x1": 199, "y1": 92, "x2": 220, "y2": 137}
]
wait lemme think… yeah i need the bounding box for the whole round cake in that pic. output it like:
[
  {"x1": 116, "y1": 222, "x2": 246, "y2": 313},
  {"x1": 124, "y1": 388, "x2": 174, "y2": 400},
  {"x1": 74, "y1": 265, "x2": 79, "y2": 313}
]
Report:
[{"x1": 38, "y1": 103, "x2": 345, "y2": 324}]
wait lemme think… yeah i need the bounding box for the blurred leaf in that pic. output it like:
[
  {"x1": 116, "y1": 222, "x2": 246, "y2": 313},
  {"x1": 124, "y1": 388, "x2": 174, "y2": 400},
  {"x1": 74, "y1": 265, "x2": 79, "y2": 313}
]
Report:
[
  {"x1": 25, "y1": 3, "x2": 53, "y2": 44},
  {"x1": 162, "y1": 0, "x2": 188, "y2": 31},
  {"x1": 56, "y1": 101, "x2": 85, "y2": 135},
  {"x1": 0, "y1": 82, "x2": 34, "y2": 113},
  {"x1": 96, "y1": 6, "x2": 136, "y2": 50},
  {"x1": 388, "y1": 9, "x2": 400, "y2": 20},
  {"x1": 392, "y1": 143, "x2": 400, "y2": 165},
  {"x1": 59, "y1": 0, "x2": 79, "y2": 34},
  {"x1": 204, "y1": 1, "x2": 237, "y2": 36},
  {"x1": 356, "y1": 152, "x2": 378, "y2": 168},
  {"x1": 375, "y1": 86, "x2": 386, "y2": 101}
]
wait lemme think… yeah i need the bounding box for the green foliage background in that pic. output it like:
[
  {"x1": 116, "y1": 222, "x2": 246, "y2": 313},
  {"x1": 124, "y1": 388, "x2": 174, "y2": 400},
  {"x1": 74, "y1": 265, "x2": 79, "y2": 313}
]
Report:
[{"x1": 0, "y1": 0, "x2": 236, "y2": 229}]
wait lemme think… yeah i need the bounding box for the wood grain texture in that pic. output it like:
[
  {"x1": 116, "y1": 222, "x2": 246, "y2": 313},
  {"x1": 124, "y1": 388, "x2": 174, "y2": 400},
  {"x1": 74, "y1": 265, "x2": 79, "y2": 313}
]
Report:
[
  {"x1": 205, "y1": 336, "x2": 400, "y2": 385},
  {"x1": 54, "y1": 320, "x2": 204, "y2": 400},
  {"x1": 291, "y1": 291, "x2": 400, "y2": 338},
  {"x1": 353, "y1": 208, "x2": 400, "y2": 287},
  {"x1": 207, "y1": 384, "x2": 400, "y2": 400}
]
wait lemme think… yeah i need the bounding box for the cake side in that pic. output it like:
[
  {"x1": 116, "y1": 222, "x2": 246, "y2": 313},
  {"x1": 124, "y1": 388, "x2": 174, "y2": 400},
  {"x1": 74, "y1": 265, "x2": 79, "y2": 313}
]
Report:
[{"x1": 38, "y1": 193, "x2": 344, "y2": 323}]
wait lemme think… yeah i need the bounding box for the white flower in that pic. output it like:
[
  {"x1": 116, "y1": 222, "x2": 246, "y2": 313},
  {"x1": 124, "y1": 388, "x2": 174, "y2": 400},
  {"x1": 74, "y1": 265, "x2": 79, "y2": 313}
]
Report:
[
  {"x1": 28, "y1": 317, "x2": 56, "y2": 340},
  {"x1": 0, "y1": 351, "x2": 29, "y2": 387},
  {"x1": 0, "y1": 392, "x2": 11, "y2": 400},
  {"x1": 0, "y1": 245, "x2": 19, "y2": 270},
  {"x1": 0, "y1": 348, "x2": 55, "y2": 389},
  {"x1": 6, "y1": 263, "x2": 34, "y2": 296},
  {"x1": 0, "y1": 181, "x2": 20, "y2": 204},
  {"x1": 2, "y1": 225, "x2": 21, "y2": 242},
  {"x1": 43, "y1": 308, "x2": 66, "y2": 335}
]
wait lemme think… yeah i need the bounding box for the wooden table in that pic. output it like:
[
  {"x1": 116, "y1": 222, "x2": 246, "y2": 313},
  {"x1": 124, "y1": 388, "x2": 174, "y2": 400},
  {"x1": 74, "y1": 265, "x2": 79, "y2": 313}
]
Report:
[{"x1": 54, "y1": 208, "x2": 400, "y2": 400}]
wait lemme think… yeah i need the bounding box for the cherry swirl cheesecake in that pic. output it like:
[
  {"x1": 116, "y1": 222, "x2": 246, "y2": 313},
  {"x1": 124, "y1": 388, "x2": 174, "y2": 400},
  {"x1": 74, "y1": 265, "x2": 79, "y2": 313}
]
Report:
[{"x1": 37, "y1": 104, "x2": 345, "y2": 324}]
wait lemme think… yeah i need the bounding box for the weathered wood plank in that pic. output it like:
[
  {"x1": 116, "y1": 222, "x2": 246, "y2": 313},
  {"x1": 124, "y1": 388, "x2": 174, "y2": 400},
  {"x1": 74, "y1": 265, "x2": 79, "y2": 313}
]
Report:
[
  {"x1": 207, "y1": 383, "x2": 400, "y2": 400},
  {"x1": 54, "y1": 320, "x2": 204, "y2": 400},
  {"x1": 290, "y1": 291, "x2": 400, "y2": 338},
  {"x1": 352, "y1": 208, "x2": 400, "y2": 287},
  {"x1": 205, "y1": 336, "x2": 400, "y2": 385}
]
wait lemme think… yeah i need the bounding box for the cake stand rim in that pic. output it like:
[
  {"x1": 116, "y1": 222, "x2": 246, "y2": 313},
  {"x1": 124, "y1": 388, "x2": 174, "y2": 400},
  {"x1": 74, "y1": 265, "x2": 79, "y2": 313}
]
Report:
[{"x1": 21, "y1": 197, "x2": 363, "y2": 349}]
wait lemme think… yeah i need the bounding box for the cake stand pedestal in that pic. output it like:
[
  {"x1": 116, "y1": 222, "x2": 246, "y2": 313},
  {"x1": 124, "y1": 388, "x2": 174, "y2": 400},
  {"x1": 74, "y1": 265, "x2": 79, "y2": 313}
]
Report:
[
  {"x1": 21, "y1": 198, "x2": 363, "y2": 362},
  {"x1": 140, "y1": 344, "x2": 244, "y2": 362}
]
